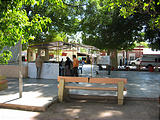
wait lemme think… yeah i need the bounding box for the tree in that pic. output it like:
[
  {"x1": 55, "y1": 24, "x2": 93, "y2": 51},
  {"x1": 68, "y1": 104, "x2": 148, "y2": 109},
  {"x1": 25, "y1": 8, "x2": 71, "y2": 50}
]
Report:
[
  {"x1": 24, "y1": 0, "x2": 81, "y2": 44},
  {"x1": 61, "y1": 0, "x2": 160, "y2": 50},
  {"x1": 97, "y1": 0, "x2": 160, "y2": 27},
  {"x1": 1, "y1": 0, "x2": 160, "y2": 64},
  {"x1": 80, "y1": 2, "x2": 149, "y2": 49},
  {"x1": 98, "y1": 0, "x2": 160, "y2": 50},
  {"x1": 76, "y1": 1, "x2": 151, "y2": 68},
  {"x1": 0, "y1": 0, "x2": 52, "y2": 64}
]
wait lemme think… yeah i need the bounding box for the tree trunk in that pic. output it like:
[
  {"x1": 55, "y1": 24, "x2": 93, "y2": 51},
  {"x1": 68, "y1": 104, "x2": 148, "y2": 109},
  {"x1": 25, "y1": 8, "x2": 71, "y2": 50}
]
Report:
[
  {"x1": 126, "y1": 50, "x2": 128, "y2": 65},
  {"x1": 37, "y1": 48, "x2": 41, "y2": 56},
  {"x1": 110, "y1": 49, "x2": 118, "y2": 70},
  {"x1": 107, "y1": 49, "x2": 110, "y2": 56},
  {"x1": 19, "y1": 39, "x2": 23, "y2": 98}
]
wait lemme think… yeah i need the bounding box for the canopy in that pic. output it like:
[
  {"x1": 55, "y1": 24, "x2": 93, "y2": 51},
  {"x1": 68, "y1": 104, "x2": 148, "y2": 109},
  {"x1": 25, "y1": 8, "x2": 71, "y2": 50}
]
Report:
[{"x1": 28, "y1": 41, "x2": 99, "y2": 51}]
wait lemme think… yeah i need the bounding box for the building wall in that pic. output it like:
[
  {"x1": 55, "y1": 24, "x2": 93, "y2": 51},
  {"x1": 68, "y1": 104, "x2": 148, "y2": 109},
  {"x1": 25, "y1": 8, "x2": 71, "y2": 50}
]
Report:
[
  {"x1": 0, "y1": 65, "x2": 28, "y2": 78},
  {"x1": 117, "y1": 53, "x2": 123, "y2": 65}
]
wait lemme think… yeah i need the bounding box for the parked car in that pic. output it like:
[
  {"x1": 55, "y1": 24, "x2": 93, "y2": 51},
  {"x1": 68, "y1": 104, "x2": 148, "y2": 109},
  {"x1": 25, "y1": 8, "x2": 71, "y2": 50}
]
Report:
[{"x1": 129, "y1": 58, "x2": 141, "y2": 66}]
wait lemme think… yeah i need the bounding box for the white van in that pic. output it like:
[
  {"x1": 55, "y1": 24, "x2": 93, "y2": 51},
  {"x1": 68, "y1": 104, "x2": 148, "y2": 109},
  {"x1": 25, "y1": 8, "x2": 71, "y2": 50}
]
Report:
[{"x1": 140, "y1": 54, "x2": 160, "y2": 67}]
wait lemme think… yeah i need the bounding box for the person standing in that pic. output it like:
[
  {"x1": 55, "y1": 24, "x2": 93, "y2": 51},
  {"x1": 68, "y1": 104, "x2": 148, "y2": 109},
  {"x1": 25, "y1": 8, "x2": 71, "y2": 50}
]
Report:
[
  {"x1": 120, "y1": 59, "x2": 122, "y2": 66},
  {"x1": 119, "y1": 59, "x2": 122, "y2": 69},
  {"x1": 35, "y1": 55, "x2": 43, "y2": 79},
  {"x1": 65, "y1": 57, "x2": 72, "y2": 76},
  {"x1": 124, "y1": 58, "x2": 127, "y2": 68},
  {"x1": 72, "y1": 55, "x2": 79, "y2": 77},
  {"x1": 107, "y1": 64, "x2": 111, "y2": 75}
]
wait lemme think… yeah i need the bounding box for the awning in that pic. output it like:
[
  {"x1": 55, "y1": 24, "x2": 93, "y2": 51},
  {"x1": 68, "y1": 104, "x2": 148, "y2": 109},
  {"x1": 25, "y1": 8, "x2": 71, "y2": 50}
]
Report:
[{"x1": 28, "y1": 41, "x2": 99, "y2": 51}]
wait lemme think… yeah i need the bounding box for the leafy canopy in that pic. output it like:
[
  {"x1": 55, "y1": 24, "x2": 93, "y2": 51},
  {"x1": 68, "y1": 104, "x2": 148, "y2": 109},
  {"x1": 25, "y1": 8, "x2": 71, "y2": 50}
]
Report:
[
  {"x1": 1, "y1": 0, "x2": 160, "y2": 63},
  {"x1": 0, "y1": 0, "x2": 52, "y2": 63}
]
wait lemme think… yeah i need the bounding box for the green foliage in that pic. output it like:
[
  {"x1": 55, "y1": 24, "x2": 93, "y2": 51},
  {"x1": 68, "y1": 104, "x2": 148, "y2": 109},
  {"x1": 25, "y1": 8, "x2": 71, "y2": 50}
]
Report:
[
  {"x1": 0, "y1": 0, "x2": 52, "y2": 64},
  {"x1": 0, "y1": 50, "x2": 12, "y2": 64},
  {"x1": 24, "y1": 0, "x2": 80, "y2": 44},
  {"x1": 99, "y1": 0, "x2": 160, "y2": 29},
  {"x1": 1, "y1": 0, "x2": 160, "y2": 64},
  {"x1": 80, "y1": 48, "x2": 87, "y2": 53},
  {"x1": 144, "y1": 27, "x2": 160, "y2": 50},
  {"x1": 134, "y1": 42, "x2": 148, "y2": 48},
  {"x1": 81, "y1": 1, "x2": 150, "y2": 51},
  {"x1": 77, "y1": 0, "x2": 160, "y2": 50},
  {"x1": 0, "y1": 0, "x2": 81, "y2": 63}
]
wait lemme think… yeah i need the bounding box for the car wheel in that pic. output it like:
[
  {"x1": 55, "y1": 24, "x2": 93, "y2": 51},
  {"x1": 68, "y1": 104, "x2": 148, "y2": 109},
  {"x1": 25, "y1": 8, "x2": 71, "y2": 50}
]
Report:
[{"x1": 131, "y1": 63, "x2": 135, "y2": 66}]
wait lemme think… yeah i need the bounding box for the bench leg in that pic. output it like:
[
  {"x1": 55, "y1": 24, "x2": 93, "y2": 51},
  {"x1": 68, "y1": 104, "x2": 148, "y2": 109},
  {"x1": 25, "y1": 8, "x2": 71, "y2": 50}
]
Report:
[
  {"x1": 58, "y1": 79, "x2": 65, "y2": 102},
  {"x1": 117, "y1": 81, "x2": 124, "y2": 105}
]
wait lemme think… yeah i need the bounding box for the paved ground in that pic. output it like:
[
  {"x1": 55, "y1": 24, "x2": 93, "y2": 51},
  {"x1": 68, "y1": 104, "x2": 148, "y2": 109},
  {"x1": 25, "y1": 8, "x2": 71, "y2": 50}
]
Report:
[
  {"x1": 0, "y1": 100, "x2": 159, "y2": 120},
  {"x1": 0, "y1": 78, "x2": 57, "y2": 107},
  {"x1": 35, "y1": 100, "x2": 159, "y2": 120},
  {"x1": 76, "y1": 65, "x2": 160, "y2": 98},
  {"x1": 0, "y1": 65, "x2": 159, "y2": 119}
]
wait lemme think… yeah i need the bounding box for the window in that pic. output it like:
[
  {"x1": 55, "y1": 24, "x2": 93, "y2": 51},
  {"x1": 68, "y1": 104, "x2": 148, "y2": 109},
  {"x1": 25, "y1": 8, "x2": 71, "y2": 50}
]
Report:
[
  {"x1": 130, "y1": 56, "x2": 134, "y2": 61},
  {"x1": 22, "y1": 56, "x2": 25, "y2": 61},
  {"x1": 136, "y1": 58, "x2": 140, "y2": 61}
]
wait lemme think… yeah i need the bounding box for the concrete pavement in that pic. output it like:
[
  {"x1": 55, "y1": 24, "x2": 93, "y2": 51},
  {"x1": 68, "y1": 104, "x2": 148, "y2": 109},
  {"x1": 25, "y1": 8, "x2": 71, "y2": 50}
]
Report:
[
  {"x1": 0, "y1": 64, "x2": 159, "y2": 111},
  {"x1": 0, "y1": 78, "x2": 58, "y2": 111}
]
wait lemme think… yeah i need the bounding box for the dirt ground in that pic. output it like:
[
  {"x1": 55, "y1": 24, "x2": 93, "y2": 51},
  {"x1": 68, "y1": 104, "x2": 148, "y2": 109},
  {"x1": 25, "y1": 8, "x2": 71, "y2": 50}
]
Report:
[{"x1": 33, "y1": 100, "x2": 159, "y2": 120}]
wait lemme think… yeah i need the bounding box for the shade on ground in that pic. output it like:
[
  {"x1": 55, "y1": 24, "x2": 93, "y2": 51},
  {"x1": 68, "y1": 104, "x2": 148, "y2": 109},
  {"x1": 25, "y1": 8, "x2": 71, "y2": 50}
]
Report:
[
  {"x1": 1, "y1": 100, "x2": 157, "y2": 120},
  {"x1": 0, "y1": 65, "x2": 159, "y2": 111}
]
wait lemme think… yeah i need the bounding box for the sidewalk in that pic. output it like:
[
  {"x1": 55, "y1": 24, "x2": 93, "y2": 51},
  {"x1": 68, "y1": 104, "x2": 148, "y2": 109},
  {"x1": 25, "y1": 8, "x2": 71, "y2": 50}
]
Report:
[
  {"x1": 78, "y1": 65, "x2": 160, "y2": 98},
  {"x1": 0, "y1": 65, "x2": 159, "y2": 111},
  {"x1": 0, "y1": 78, "x2": 58, "y2": 111}
]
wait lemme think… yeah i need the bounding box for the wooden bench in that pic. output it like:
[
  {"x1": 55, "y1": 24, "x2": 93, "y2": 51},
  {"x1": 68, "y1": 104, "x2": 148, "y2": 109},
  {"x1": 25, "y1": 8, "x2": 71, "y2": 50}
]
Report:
[
  {"x1": 0, "y1": 76, "x2": 8, "y2": 91},
  {"x1": 58, "y1": 76, "x2": 127, "y2": 105}
]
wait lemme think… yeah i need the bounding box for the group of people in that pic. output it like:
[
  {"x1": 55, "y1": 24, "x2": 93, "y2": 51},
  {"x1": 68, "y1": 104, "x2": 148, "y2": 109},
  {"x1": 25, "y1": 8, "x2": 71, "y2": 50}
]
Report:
[
  {"x1": 60, "y1": 55, "x2": 79, "y2": 77},
  {"x1": 35, "y1": 55, "x2": 80, "y2": 79}
]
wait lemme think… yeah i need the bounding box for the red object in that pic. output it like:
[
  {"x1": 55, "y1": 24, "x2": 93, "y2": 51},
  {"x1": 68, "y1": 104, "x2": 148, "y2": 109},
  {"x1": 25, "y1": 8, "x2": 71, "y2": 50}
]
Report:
[
  {"x1": 100, "y1": 51, "x2": 106, "y2": 56},
  {"x1": 62, "y1": 53, "x2": 67, "y2": 56},
  {"x1": 126, "y1": 67, "x2": 129, "y2": 71},
  {"x1": 149, "y1": 66, "x2": 154, "y2": 72},
  {"x1": 111, "y1": 67, "x2": 114, "y2": 71},
  {"x1": 50, "y1": 54, "x2": 54, "y2": 57}
]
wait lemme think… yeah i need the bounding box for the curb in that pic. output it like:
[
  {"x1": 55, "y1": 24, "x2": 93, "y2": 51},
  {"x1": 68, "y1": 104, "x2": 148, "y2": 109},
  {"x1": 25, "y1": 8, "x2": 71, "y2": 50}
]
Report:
[{"x1": 0, "y1": 96, "x2": 58, "y2": 112}]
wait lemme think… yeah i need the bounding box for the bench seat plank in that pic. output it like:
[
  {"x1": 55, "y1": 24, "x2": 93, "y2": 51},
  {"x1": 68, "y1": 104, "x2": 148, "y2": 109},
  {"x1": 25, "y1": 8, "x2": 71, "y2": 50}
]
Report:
[
  {"x1": 58, "y1": 76, "x2": 88, "y2": 83},
  {"x1": 89, "y1": 78, "x2": 127, "y2": 84}
]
